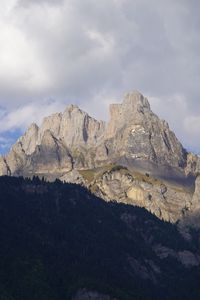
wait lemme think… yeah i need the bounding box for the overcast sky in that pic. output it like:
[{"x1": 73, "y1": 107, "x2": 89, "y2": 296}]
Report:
[{"x1": 0, "y1": 0, "x2": 200, "y2": 154}]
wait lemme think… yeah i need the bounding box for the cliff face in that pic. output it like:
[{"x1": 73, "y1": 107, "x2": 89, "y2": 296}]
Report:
[
  {"x1": 88, "y1": 167, "x2": 192, "y2": 223},
  {"x1": 0, "y1": 91, "x2": 188, "y2": 176},
  {"x1": 1, "y1": 90, "x2": 200, "y2": 224},
  {"x1": 0, "y1": 104, "x2": 106, "y2": 176},
  {"x1": 103, "y1": 92, "x2": 186, "y2": 168}
]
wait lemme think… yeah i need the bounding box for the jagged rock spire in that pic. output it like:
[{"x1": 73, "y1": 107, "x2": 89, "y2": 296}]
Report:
[{"x1": 0, "y1": 91, "x2": 188, "y2": 177}]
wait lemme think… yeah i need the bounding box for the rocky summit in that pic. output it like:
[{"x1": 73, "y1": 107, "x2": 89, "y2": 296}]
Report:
[{"x1": 1, "y1": 91, "x2": 200, "y2": 224}]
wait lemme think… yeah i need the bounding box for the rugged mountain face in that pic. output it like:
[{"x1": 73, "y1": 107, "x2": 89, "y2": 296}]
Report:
[
  {"x1": 185, "y1": 152, "x2": 200, "y2": 176},
  {"x1": 0, "y1": 104, "x2": 106, "y2": 176},
  {"x1": 103, "y1": 92, "x2": 187, "y2": 168},
  {"x1": 87, "y1": 166, "x2": 192, "y2": 223},
  {"x1": 0, "y1": 91, "x2": 188, "y2": 176},
  {"x1": 0, "y1": 91, "x2": 200, "y2": 224}
]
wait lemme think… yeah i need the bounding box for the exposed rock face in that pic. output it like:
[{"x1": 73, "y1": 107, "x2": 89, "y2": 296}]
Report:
[
  {"x1": 19, "y1": 123, "x2": 39, "y2": 155},
  {"x1": 0, "y1": 157, "x2": 10, "y2": 176},
  {"x1": 0, "y1": 90, "x2": 199, "y2": 224},
  {"x1": 191, "y1": 176, "x2": 200, "y2": 212},
  {"x1": 105, "y1": 92, "x2": 151, "y2": 139},
  {"x1": 0, "y1": 105, "x2": 106, "y2": 176},
  {"x1": 185, "y1": 152, "x2": 200, "y2": 176},
  {"x1": 72, "y1": 289, "x2": 117, "y2": 300},
  {"x1": 178, "y1": 250, "x2": 200, "y2": 267},
  {"x1": 153, "y1": 245, "x2": 200, "y2": 268},
  {"x1": 0, "y1": 91, "x2": 187, "y2": 177},
  {"x1": 103, "y1": 92, "x2": 186, "y2": 168},
  {"x1": 88, "y1": 167, "x2": 192, "y2": 223},
  {"x1": 179, "y1": 175, "x2": 200, "y2": 228},
  {"x1": 26, "y1": 130, "x2": 73, "y2": 175}
]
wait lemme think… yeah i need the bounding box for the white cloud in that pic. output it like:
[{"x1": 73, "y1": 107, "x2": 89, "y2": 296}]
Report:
[
  {"x1": 148, "y1": 94, "x2": 187, "y2": 140},
  {"x1": 0, "y1": 100, "x2": 66, "y2": 133},
  {"x1": 184, "y1": 116, "x2": 200, "y2": 151},
  {"x1": 0, "y1": 0, "x2": 199, "y2": 152}
]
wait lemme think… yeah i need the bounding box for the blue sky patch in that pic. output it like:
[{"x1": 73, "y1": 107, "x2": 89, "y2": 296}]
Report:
[{"x1": 0, "y1": 129, "x2": 23, "y2": 155}]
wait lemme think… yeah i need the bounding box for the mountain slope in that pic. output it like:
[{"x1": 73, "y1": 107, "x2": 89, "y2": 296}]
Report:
[
  {"x1": 0, "y1": 91, "x2": 188, "y2": 177},
  {"x1": 0, "y1": 176, "x2": 200, "y2": 300},
  {"x1": 0, "y1": 91, "x2": 200, "y2": 224}
]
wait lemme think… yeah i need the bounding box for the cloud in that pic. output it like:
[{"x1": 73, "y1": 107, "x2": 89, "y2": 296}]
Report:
[
  {"x1": 0, "y1": 0, "x2": 200, "y2": 152},
  {"x1": 0, "y1": 100, "x2": 66, "y2": 133},
  {"x1": 148, "y1": 94, "x2": 200, "y2": 154},
  {"x1": 183, "y1": 116, "x2": 200, "y2": 153}
]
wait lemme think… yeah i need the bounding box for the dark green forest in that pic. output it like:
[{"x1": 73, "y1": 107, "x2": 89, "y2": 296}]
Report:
[{"x1": 0, "y1": 176, "x2": 200, "y2": 300}]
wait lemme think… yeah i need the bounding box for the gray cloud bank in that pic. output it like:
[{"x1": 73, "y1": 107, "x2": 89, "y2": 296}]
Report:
[{"x1": 0, "y1": 0, "x2": 200, "y2": 152}]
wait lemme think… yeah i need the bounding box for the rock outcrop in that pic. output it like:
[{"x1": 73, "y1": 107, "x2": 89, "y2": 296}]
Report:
[
  {"x1": 72, "y1": 289, "x2": 117, "y2": 300},
  {"x1": 185, "y1": 152, "x2": 200, "y2": 176},
  {"x1": 103, "y1": 92, "x2": 187, "y2": 169},
  {"x1": 84, "y1": 166, "x2": 192, "y2": 223},
  {"x1": 0, "y1": 104, "x2": 106, "y2": 176},
  {"x1": 179, "y1": 175, "x2": 200, "y2": 228},
  {"x1": 0, "y1": 90, "x2": 199, "y2": 225}
]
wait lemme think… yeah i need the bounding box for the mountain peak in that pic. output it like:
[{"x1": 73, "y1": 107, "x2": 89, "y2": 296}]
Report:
[
  {"x1": 106, "y1": 91, "x2": 151, "y2": 139},
  {"x1": 1, "y1": 90, "x2": 199, "y2": 225},
  {"x1": 28, "y1": 123, "x2": 39, "y2": 130},
  {"x1": 0, "y1": 90, "x2": 191, "y2": 179},
  {"x1": 64, "y1": 104, "x2": 81, "y2": 114},
  {"x1": 123, "y1": 91, "x2": 151, "y2": 111}
]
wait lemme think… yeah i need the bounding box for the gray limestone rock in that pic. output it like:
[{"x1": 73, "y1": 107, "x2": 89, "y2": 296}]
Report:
[
  {"x1": 0, "y1": 91, "x2": 187, "y2": 177},
  {"x1": 185, "y1": 152, "x2": 200, "y2": 176},
  {"x1": 178, "y1": 251, "x2": 200, "y2": 267},
  {"x1": 0, "y1": 90, "x2": 198, "y2": 224},
  {"x1": 89, "y1": 167, "x2": 192, "y2": 223},
  {"x1": 102, "y1": 91, "x2": 187, "y2": 168},
  {"x1": 72, "y1": 289, "x2": 117, "y2": 300},
  {"x1": 26, "y1": 130, "x2": 73, "y2": 175},
  {"x1": 179, "y1": 175, "x2": 200, "y2": 228}
]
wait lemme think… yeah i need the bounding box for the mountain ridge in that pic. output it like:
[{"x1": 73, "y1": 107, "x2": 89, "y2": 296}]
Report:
[
  {"x1": 0, "y1": 91, "x2": 191, "y2": 175},
  {"x1": 1, "y1": 91, "x2": 200, "y2": 225}
]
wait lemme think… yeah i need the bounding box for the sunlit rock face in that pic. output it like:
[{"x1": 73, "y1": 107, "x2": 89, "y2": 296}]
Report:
[
  {"x1": 89, "y1": 167, "x2": 192, "y2": 223},
  {"x1": 0, "y1": 90, "x2": 199, "y2": 224},
  {"x1": 0, "y1": 104, "x2": 106, "y2": 175},
  {"x1": 102, "y1": 91, "x2": 187, "y2": 168},
  {"x1": 0, "y1": 91, "x2": 187, "y2": 176}
]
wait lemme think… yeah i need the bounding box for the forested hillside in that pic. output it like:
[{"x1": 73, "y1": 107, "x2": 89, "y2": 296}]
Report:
[{"x1": 0, "y1": 176, "x2": 200, "y2": 300}]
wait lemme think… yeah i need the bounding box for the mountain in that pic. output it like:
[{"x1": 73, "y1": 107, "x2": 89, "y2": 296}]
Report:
[
  {"x1": 0, "y1": 91, "x2": 189, "y2": 175},
  {"x1": 0, "y1": 176, "x2": 200, "y2": 300},
  {"x1": 0, "y1": 91, "x2": 200, "y2": 224}
]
